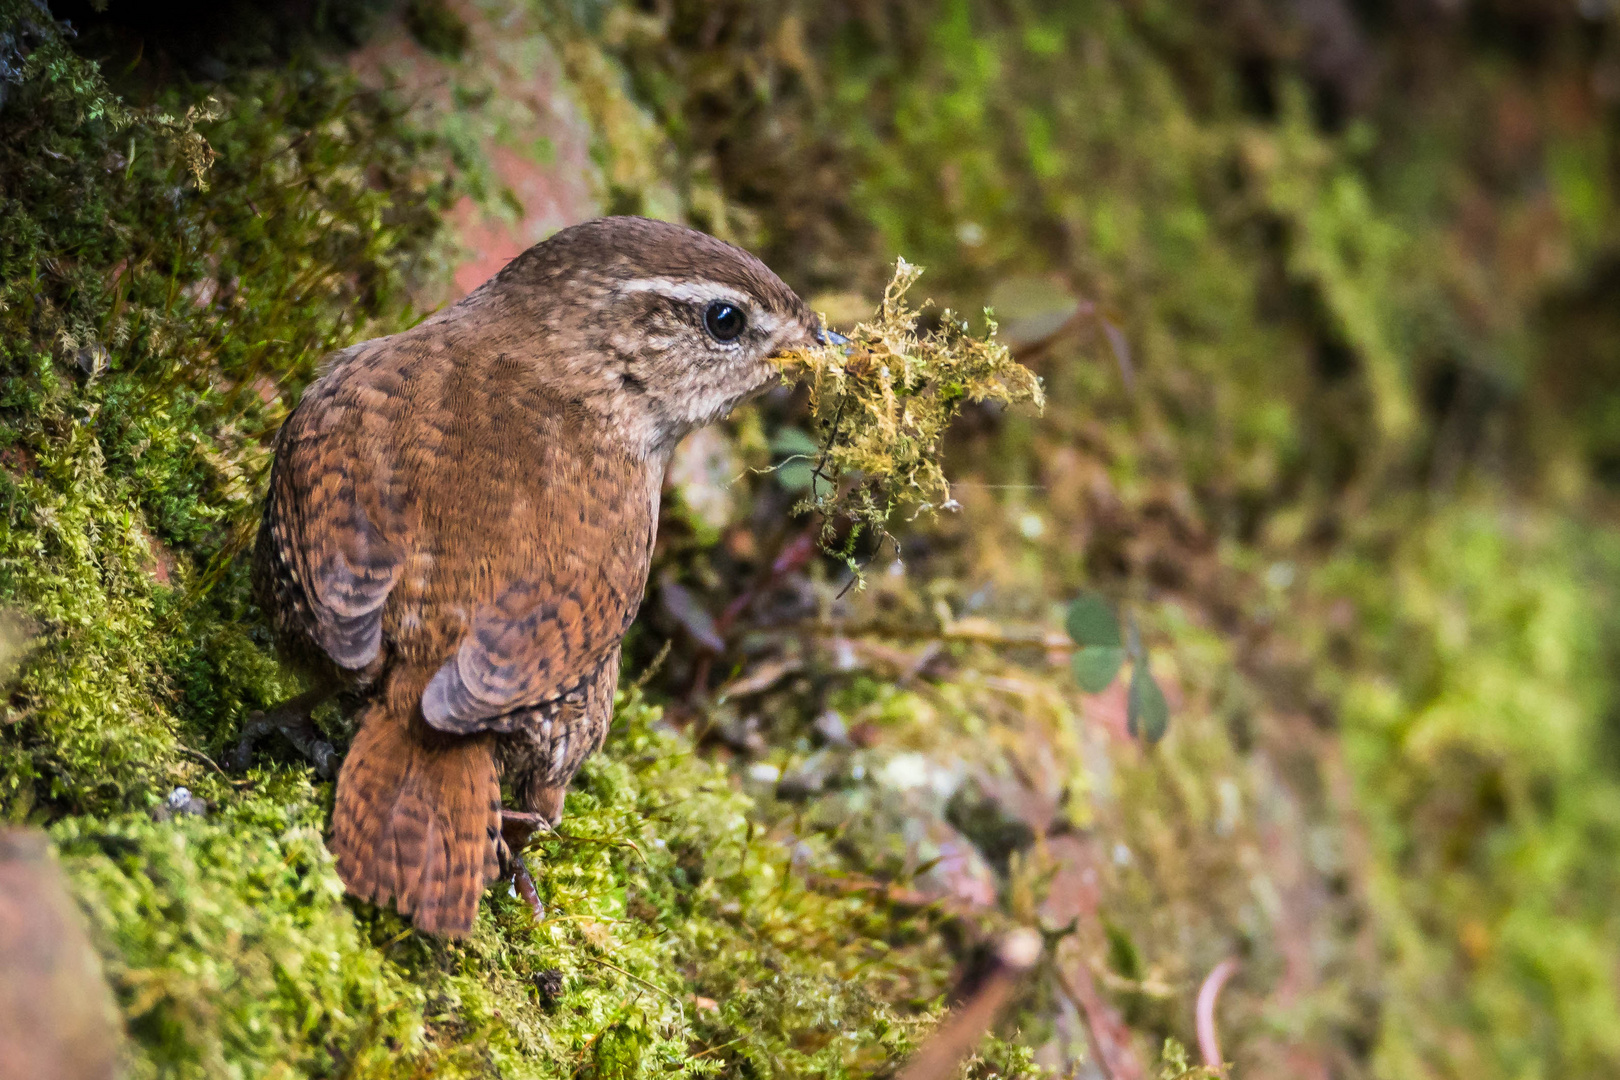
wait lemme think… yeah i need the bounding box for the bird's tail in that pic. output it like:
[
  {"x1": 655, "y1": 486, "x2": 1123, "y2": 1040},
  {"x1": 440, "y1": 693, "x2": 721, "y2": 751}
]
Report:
[{"x1": 331, "y1": 700, "x2": 502, "y2": 937}]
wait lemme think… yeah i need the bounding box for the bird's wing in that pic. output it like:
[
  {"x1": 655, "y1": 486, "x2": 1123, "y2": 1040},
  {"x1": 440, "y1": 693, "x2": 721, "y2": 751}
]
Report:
[
  {"x1": 268, "y1": 348, "x2": 414, "y2": 670},
  {"x1": 419, "y1": 446, "x2": 655, "y2": 735}
]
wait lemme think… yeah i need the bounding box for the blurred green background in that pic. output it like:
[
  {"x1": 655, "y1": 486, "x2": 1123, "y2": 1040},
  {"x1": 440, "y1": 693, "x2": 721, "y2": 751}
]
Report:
[{"x1": 5, "y1": 0, "x2": 1620, "y2": 1076}]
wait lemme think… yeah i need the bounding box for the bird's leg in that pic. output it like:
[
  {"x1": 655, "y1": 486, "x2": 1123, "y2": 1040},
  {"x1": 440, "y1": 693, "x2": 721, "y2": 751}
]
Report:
[
  {"x1": 229, "y1": 685, "x2": 339, "y2": 777},
  {"x1": 511, "y1": 852, "x2": 544, "y2": 920},
  {"x1": 500, "y1": 809, "x2": 553, "y2": 921}
]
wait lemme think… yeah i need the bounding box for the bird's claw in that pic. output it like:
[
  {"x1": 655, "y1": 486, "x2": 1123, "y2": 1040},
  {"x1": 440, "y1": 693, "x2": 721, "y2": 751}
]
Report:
[
  {"x1": 511, "y1": 851, "x2": 544, "y2": 921},
  {"x1": 499, "y1": 810, "x2": 553, "y2": 921},
  {"x1": 498, "y1": 809, "x2": 557, "y2": 919},
  {"x1": 229, "y1": 709, "x2": 337, "y2": 778}
]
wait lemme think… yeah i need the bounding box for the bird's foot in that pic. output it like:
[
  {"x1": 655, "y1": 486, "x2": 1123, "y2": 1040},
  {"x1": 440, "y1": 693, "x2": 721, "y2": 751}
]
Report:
[
  {"x1": 229, "y1": 690, "x2": 337, "y2": 777},
  {"x1": 500, "y1": 809, "x2": 553, "y2": 854},
  {"x1": 499, "y1": 810, "x2": 554, "y2": 922},
  {"x1": 511, "y1": 851, "x2": 544, "y2": 921}
]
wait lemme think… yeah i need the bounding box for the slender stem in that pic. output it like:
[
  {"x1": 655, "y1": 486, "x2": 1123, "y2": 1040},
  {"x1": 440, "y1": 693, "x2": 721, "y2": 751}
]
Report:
[{"x1": 581, "y1": 954, "x2": 686, "y2": 1017}]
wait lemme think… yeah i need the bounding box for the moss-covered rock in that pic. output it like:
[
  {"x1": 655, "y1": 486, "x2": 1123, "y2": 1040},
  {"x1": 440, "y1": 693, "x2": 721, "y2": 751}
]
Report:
[
  {"x1": 13, "y1": 0, "x2": 1620, "y2": 1076},
  {"x1": 54, "y1": 692, "x2": 963, "y2": 1077},
  {"x1": 0, "y1": 6, "x2": 452, "y2": 816},
  {"x1": 0, "y1": 10, "x2": 972, "y2": 1074}
]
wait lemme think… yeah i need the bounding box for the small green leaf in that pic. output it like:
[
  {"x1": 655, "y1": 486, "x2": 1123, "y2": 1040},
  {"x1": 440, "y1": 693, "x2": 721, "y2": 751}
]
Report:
[
  {"x1": 1103, "y1": 920, "x2": 1142, "y2": 979},
  {"x1": 770, "y1": 427, "x2": 821, "y2": 458},
  {"x1": 1071, "y1": 645, "x2": 1125, "y2": 693},
  {"x1": 1127, "y1": 663, "x2": 1170, "y2": 743},
  {"x1": 1065, "y1": 592, "x2": 1121, "y2": 648}
]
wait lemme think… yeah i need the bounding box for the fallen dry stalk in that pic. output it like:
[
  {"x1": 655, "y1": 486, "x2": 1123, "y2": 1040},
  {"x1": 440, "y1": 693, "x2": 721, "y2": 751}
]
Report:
[
  {"x1": 895, "y1": 928, "x2": 1043, "y2": 1080},
  {"x1": 800, "y1": 616, "x2": 1079, "y2": 651},
  {"x1": 1195, "y1": 958, "x2": 1241, "y2": 1074}
]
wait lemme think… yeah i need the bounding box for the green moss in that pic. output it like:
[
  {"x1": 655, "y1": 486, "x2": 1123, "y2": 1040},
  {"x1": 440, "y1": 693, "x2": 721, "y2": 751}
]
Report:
[
  {"x1": 53, "y1": 776, "x2": 420, "y2": 1078},
  {"x1": 0, "y1": 10, "x2": 973, "y2": 1074},
  {"x1": 0, "y1": 10, "x2": 453, "y2": 815},
  {"x1": 776, "y1": 258, "x2": 1043, "y2": 567},
  {"x1": 55, "y1": 692, "x2": 955, "y2": 1077},
  {"x1": 1327, "y1": 507, "x2": 1620, "y2": 1078},
  {"x1": 18, "y1": 0, "x2": 1620, "y2": 1075}
]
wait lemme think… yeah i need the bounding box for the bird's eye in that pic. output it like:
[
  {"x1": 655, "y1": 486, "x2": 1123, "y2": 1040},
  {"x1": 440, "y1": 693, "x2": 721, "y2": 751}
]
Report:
[{"x1": 704, "y1": 301, "x2": 747, "y2": 342}]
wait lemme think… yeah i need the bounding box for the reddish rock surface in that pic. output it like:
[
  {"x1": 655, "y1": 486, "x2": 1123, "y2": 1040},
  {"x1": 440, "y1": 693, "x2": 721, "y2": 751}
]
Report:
[
  {"x1": 348, "y1": 0, "x2": 600, "y2": 303},
  {"x1": 0, "y1": 829, "x2": 121, "y2": 1080}
]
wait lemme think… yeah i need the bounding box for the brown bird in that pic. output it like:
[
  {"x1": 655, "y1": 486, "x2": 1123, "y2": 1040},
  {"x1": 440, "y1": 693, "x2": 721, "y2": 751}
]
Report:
[{"x1": 251, "y1": 216, "x2": 832, "y2": 936}]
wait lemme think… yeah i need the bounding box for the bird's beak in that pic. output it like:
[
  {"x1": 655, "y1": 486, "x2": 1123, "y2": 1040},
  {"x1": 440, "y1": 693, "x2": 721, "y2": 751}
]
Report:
[{"x1": 813, "y1": 326, "x2": 850, "y2": 347}]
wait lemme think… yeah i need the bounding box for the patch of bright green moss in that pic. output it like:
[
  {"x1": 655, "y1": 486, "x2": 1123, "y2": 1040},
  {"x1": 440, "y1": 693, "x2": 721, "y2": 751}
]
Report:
[
  {"x1": 0, "y1": 8, "x2": 453, "y2": 815},
  {"x1": 0, "y1": 13, "x2": 983, "y2": 1074},
  {"x1": 56, "y1": 692, "x2": 961, "y2": 1077}
]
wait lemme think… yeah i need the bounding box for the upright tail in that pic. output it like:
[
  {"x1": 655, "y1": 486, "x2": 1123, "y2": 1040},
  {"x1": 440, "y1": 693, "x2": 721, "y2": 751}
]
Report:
[{"x1": 331, "y1": 702, "x2": 502, "y2": 937}]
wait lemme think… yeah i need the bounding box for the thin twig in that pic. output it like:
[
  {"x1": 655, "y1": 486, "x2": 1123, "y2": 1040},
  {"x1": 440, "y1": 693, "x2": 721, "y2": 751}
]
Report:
[
  {"x1": 380, "y1": 926, "x2": 414, "y2": 949},
  {"x1": 581, "y1": 954, "x2": 686, "y2": 1018},
  {"x1": 894, "y1": 929, "x2": 1042, "y2": 1080},
  {"x1": 811, "y1": 396, "x2": 849, "y2": 486},
  {"x1": 176, "y1": 745, "x2": 255, "y2": 788},
  {"x1": 801, "y1": 617, "x2": 1078, "y2": 651},
  {"x1": 689, "y1": 1034, "x2": 747, "y2": 1059},
  {"x1": 633, "y1": 639, "x2": 673, "y2": 688},
  {"x1": 687, "y1": 525, "x2": 817, "y2": 700},
  {"x1": 545, "y1": 827, "x2": 648, "y2": 866}
]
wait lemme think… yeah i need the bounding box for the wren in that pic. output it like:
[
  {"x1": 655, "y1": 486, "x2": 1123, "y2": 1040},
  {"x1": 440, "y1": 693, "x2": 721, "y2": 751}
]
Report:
[{"x1": 253, "y1": 217, "x2": 828, "y2": 936}]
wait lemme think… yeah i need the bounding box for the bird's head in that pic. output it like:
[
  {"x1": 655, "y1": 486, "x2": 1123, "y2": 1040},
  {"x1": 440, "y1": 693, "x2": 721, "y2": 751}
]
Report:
[{"x1": 466, "y1": 216, "x2": 836, "y2": 457}]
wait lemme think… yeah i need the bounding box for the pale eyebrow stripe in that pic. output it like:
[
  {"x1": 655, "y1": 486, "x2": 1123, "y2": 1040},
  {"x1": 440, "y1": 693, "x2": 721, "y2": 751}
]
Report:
[
  {"x1": 618, "y1": 276, "x2": 789, "y2": 339},
  {"x1": 617, "y1": 277, "x2": 753, "y2": 307}
]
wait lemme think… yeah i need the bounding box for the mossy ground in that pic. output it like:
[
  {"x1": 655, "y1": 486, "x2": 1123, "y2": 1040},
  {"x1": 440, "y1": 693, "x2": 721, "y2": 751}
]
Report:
[
  {"x1": 584, "y1": 2, "x2": 1620, "y2": 1076},
  {"x1": 8, "y1": 1, "x2": 1620, "y2": 1078},
  {"x1": 0, "y1": 7, "x2": 973, "y2": 1076},
  {"x1": 53, "y1": 692, "x2": 968, "y2": 1078}
]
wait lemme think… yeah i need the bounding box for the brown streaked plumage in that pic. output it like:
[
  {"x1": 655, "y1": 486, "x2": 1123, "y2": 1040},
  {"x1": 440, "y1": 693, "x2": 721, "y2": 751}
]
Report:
[{"x1": 253, "y1": 216, "x2": 825, "y2": 936}]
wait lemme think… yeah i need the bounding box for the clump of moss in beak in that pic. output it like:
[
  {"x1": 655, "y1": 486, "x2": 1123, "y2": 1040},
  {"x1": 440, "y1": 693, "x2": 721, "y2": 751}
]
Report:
[{"x1": 773, "y1": 259, "x2": 1045, "y2": 571}]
